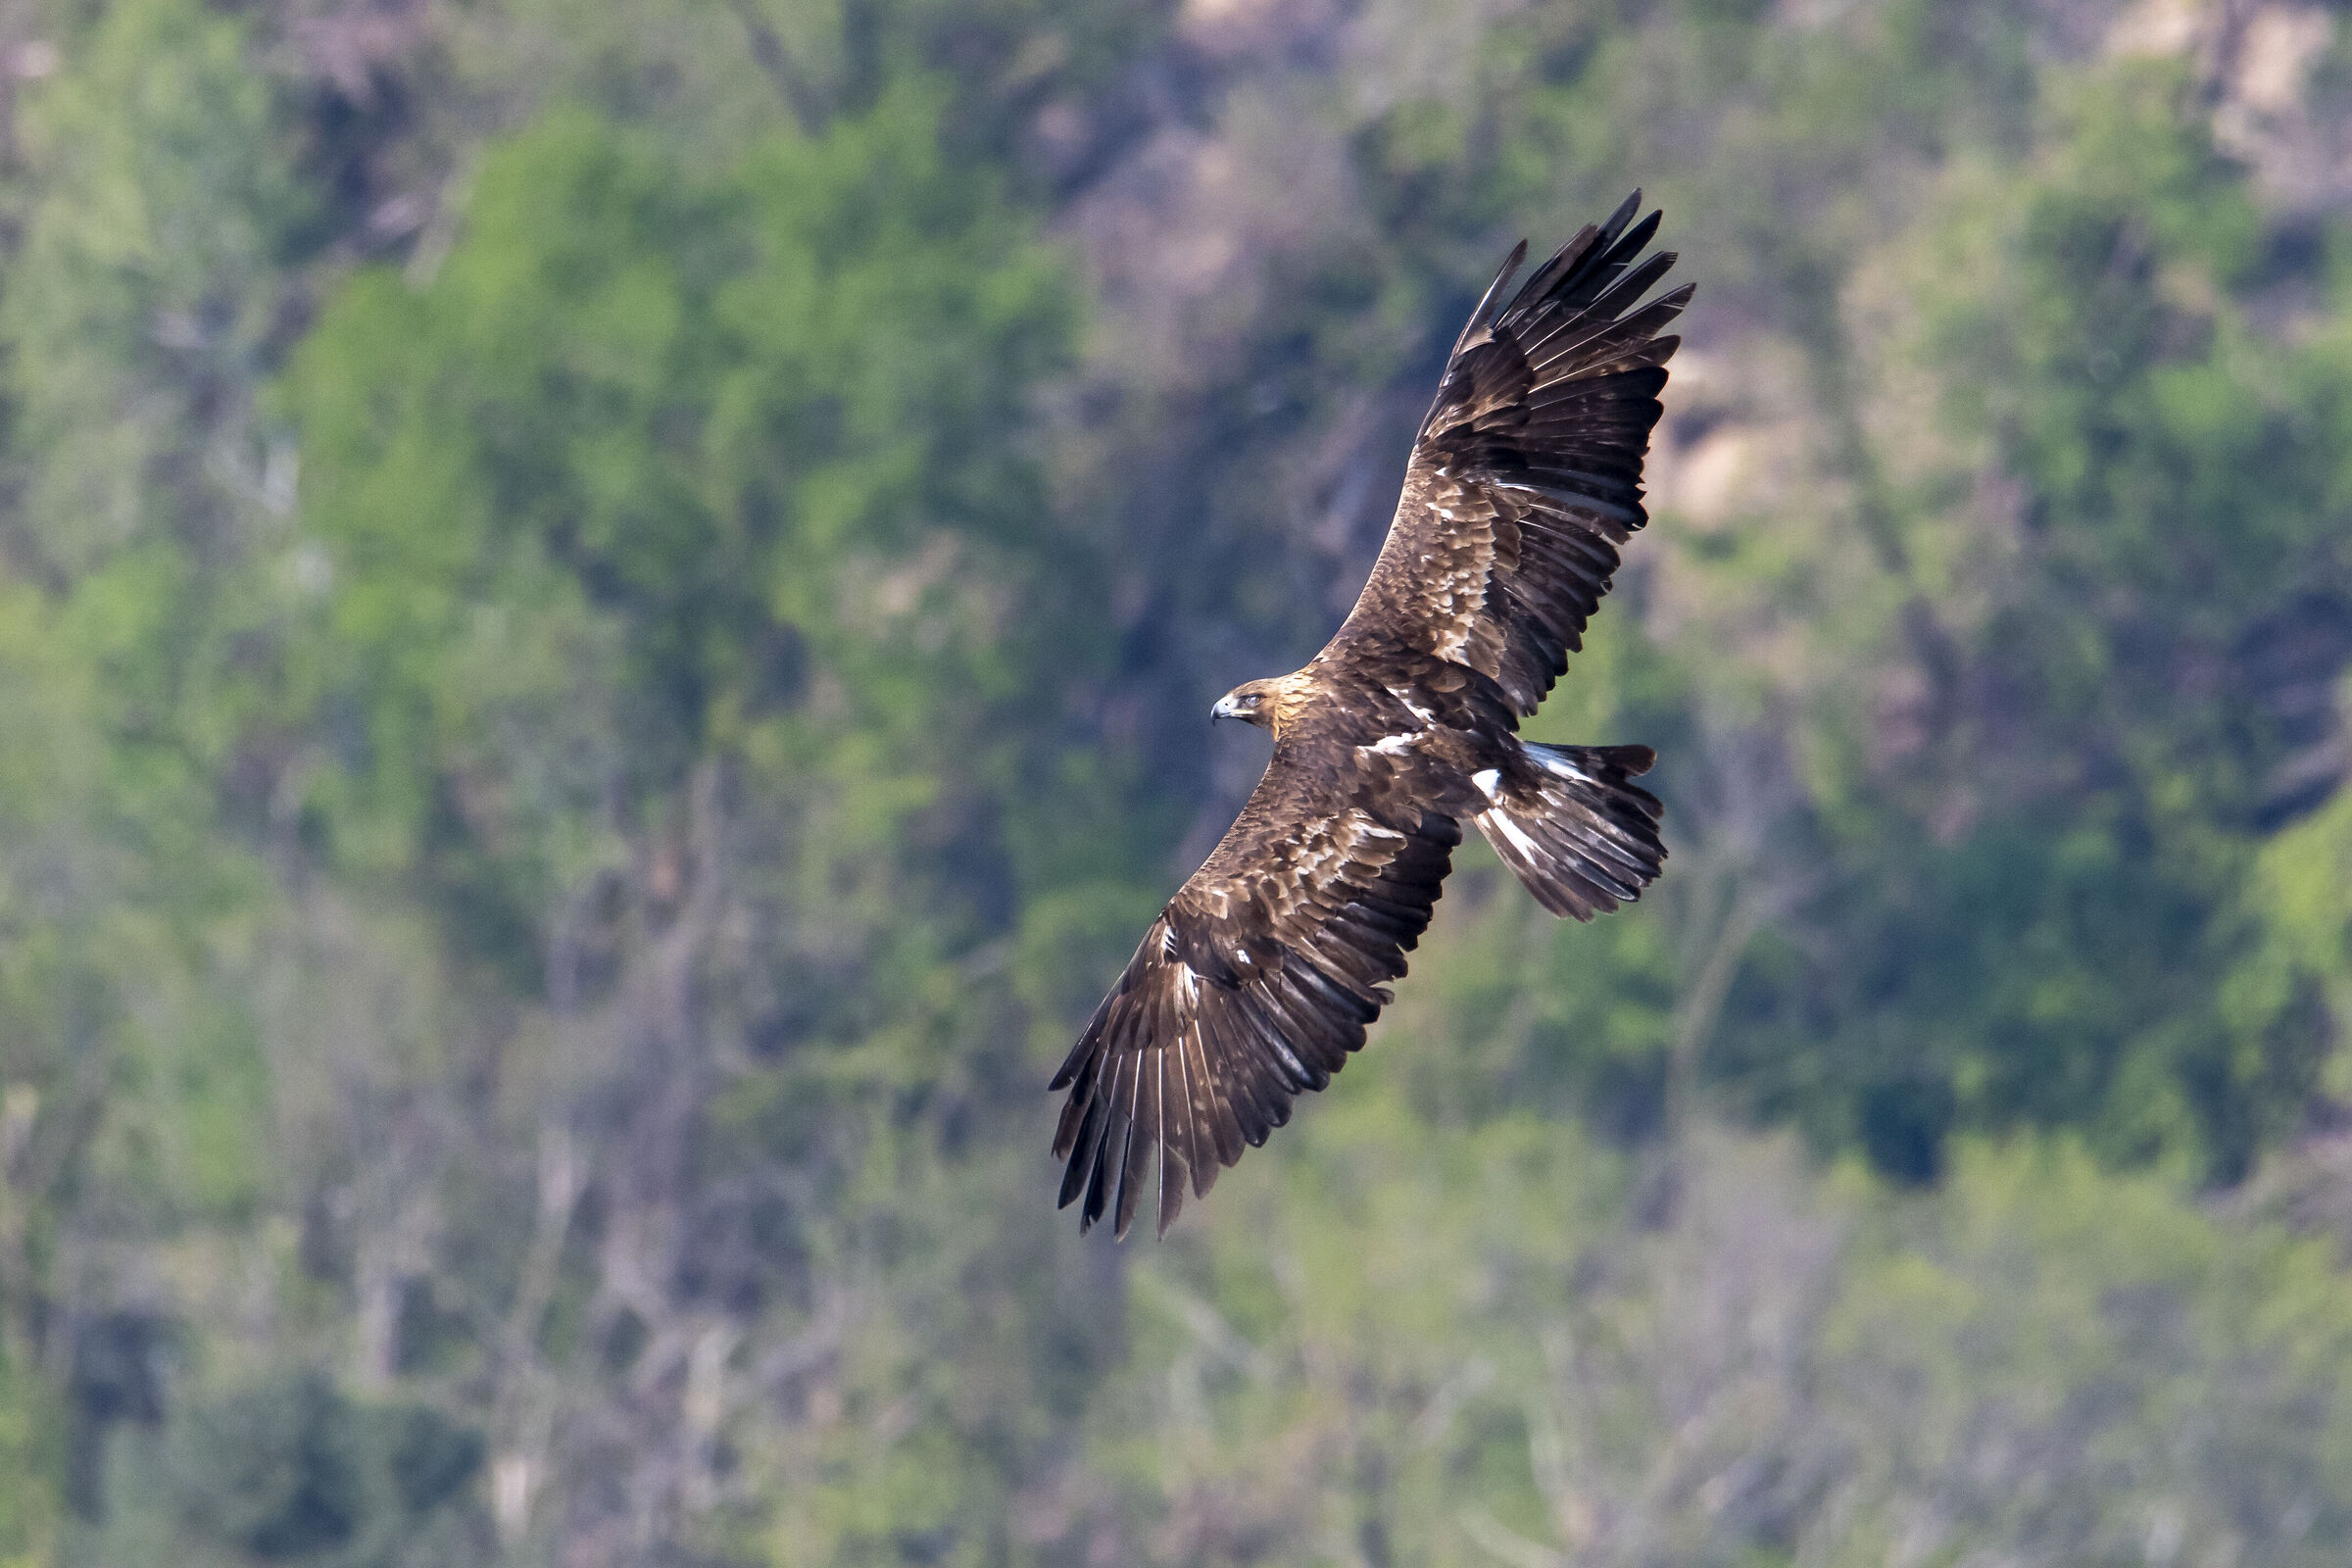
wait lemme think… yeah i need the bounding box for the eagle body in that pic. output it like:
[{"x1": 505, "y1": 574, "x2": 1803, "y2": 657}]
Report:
[{"x1": 1054, "y1": 196, "x2": 1687, "y2": 1238}]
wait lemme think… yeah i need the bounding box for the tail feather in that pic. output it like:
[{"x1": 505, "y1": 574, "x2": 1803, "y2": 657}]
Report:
[{"x1": 1474, "y1": 743, "x2": 1664, "y2": 920}]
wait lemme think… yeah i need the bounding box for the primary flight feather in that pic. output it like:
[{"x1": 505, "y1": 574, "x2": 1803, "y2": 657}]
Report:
[{"x1": 1052, "y1": 194, "x2": 1687, "y2": 1239}]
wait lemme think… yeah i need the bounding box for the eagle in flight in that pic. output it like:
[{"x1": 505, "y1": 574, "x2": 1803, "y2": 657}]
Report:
[{"x1": 1052, "y1": 195, "x2": 1687, "y2": 1239}]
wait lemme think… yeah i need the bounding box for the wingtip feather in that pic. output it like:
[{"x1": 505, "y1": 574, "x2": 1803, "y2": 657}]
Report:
[
  {"x1": 1451, "y1": 238, "x2": 1529, "y2": 360},
  {"x1": 1603, "y1": 190, "x2": 1642, "y2": 242}
]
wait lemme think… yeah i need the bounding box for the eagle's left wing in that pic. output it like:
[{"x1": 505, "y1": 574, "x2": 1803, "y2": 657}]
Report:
[
  {"x1": 1049, "y1": 751, "x2": 1459, "y2": 1240},
  {"x1": 1333, "y1": 194, "x2": 1688, "y2": 716}
]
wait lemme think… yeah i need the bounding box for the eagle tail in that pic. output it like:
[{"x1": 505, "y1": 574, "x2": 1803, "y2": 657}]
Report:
[{"x1": 1474, "y1": 744, "x2": 1665, "y2": 920}]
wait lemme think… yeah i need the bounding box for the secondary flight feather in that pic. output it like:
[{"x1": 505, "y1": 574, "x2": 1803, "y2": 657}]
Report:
[{"x1": 1052, "y1": 194, "x2": 1687, "y2": 1239}]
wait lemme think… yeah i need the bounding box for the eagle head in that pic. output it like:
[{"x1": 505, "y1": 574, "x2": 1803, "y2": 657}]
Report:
[{"x1": 1211, "y1": 678, "x2": 1283, "y2": 731}]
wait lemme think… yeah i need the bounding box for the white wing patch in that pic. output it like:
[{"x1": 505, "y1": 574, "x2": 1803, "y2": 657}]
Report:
[
  {"x1": 1473, "y1": 767, "x2": 1502, "y2": 802},
  {"x1": 1391, "y1": 691, "x2": 1439, "y2": 725},
  {"x1": 1492, "y1": 474, "x2": 1642, "y2": 525},
  {"x1": 1478, "y1": 808, "x2": 1544, "y2": 864},
  {"x1": 1362, "y1": 732, "x2": 1418, "y2": 758}
]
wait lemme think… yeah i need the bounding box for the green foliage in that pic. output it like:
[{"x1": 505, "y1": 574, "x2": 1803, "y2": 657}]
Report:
[
  {"x1": 1334, "y1": 11, "x2": 2352, "y2": 1185},
  {"x1": 1100, "y1": 1062, "x2": 2352, "y2": 1567},
  {"x1": 0, "y1": 1355, "x2": 60, "y2": 1566},
  {"x1": 280, "y1": 84, "x2": 1082, "y2": 956},
  {"x1": 4, "y1": 0, "x2": 2352, "y2": 1561},
  {"x1": 74, "y1": 1372, "x2": 485, "y2": 1568},
  {"x1": 2, "y1": 0, "x2": 311, "y2": 577},
  {"x1": 1733, "y1": 60, "x2": 2352, "y2": 1178}
]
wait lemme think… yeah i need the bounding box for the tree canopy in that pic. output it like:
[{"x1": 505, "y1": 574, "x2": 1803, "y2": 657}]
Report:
[{"x1": 2, "y1": 0, "x2": 2351, "y2": 1562}]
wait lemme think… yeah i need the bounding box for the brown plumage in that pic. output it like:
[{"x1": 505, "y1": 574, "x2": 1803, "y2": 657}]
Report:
[{"x1": 1052, "y1": 194, "x2": 1686, "y2": 1239}]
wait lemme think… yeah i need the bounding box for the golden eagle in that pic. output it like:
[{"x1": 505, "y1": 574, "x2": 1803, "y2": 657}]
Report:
[{"x1": 1053, "y1": 195, "x2": 1687, "y2": 1238}]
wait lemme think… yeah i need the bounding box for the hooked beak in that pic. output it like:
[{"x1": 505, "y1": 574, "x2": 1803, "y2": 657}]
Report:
[{"x1": 1210, "y1": 693, "x2": 1242, "y2": 724}]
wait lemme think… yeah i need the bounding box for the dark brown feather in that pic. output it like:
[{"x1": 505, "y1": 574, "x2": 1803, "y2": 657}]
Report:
[{"x1": 1051, "y1": 199, "x2": 1683, "y2": 1238}]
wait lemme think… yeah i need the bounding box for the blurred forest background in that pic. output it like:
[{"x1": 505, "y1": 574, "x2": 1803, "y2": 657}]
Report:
[{"x1": 2, "y1": 0, "x2": 2352, "y2": 1562}]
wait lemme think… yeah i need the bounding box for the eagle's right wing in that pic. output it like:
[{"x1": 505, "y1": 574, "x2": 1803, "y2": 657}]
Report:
[{"x1": 1049, "y1": 751, "x2": 1458, "y2": 1241}]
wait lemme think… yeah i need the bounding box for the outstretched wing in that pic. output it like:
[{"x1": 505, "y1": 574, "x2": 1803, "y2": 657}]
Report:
[
  {"x1": 1049, "y1": 751, "x2": 1459, "y2": 1240},
  {"x1": 1336, "y1": 194, "x2": 1687, "y2": 715},
  {"x1": 1051, "y1": 202, "x2": 1683, "y2": 1240}
]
